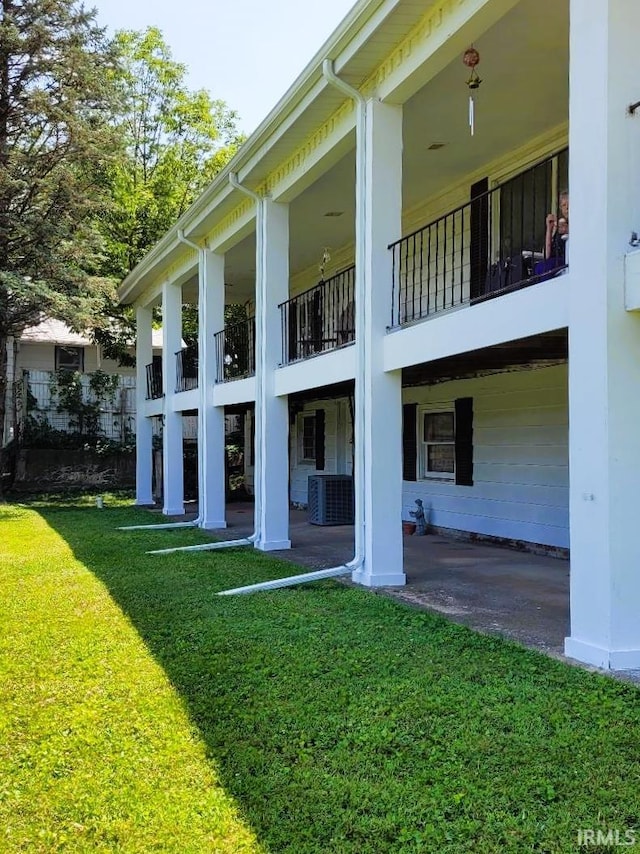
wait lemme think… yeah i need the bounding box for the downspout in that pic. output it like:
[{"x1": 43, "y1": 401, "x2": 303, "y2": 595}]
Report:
[
  {"x1": 217, "y1": 60, "x2": 366, "y2": 595},
  {"x1": 321, "y1": 58, "x2": 366, "y2": 578}
]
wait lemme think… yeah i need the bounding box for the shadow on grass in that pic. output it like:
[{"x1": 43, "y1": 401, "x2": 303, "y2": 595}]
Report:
[{"x1": 39, "y1": 503, "x2": 640, "y2": 854}]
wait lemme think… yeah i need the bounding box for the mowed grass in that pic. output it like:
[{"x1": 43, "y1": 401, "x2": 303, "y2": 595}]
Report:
[{"x1": 1, "y1": 497, "x2": 640, "y2": 853}]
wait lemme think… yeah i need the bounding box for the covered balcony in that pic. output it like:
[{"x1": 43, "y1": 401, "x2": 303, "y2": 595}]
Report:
[
  {"x1": 280, "y1": 265, "x2": 355, "y2": 365},
  {"x1": 390, "y1": 148, "x2": 568, "y2": 327},
  {"x1": 145, "y1": 359, "x2": 162, "y2": 400},
  {"x1": 175, "y1": 345, "x2": 198, "y2": 392},
  {"x1": 214, "y1": 316, "x2": 256, "y2": 383}
]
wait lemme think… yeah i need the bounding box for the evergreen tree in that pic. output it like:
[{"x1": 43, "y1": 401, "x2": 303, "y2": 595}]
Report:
[{"x1": 0, "y1": 0, "x2": 119, "y2": 487}]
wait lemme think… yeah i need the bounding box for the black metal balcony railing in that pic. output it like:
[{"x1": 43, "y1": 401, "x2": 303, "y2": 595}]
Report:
[
  {"x1": 175, "y1": 345, "x2": 198, "y2": 392},
  {"x1": 145, "y1": 361, "x2": 163, "y2": 400},
  {"x1": 389, "y1": 148, "x2": 569, "y2": 328},
  {"x1": 214, "y1": 317, "x2": 256, "y2": 383},
  {"x1": 280, "y1": 265, "x2": 355, "y2": 365}
]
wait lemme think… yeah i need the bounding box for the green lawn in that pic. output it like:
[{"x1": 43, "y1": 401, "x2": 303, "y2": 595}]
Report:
[{"x1": 1, "y1": 497, "x2": 639, "y2": 853}]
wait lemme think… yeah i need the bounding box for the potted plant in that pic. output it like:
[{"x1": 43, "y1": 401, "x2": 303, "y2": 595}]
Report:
[{"x1": 402, "y1": 519, "x2": 416, "y2": 536}]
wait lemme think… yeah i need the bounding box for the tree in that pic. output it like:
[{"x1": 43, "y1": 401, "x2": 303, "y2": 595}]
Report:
[
  {"x1": 92, "y1": 27, "x2": 244, "y2": 368},
  {"x1": 0, "y1": 0, "x2": 119, "y2": 489},
  {"x1": 98, "y1": 27, "x2": 244, "y2": 281}
]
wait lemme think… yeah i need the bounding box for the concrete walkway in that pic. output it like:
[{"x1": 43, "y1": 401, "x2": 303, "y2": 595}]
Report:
[{"x1": 180, "y1": 502, "x2": 570, "y2": 658}]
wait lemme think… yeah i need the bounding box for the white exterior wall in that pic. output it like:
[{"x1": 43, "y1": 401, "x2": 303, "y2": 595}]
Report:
[
  {"x1": 17, "y1": 342, "x2": 136, "y2": 376},
  {"x1": 403, "y1": 364, "x2": 568, "y2": 548},
  {"x1": 288, "y1": 366, "x2": 568, "y2": 547},
  {"x1": 289, "y1": 399, "x2": 352, "y2": 505}
]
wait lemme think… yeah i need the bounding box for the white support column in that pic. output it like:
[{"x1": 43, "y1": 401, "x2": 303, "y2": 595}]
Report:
[
  {"x1": 352, "y1": 98, "x2": 405, "y2": 587},
  {"x1": 199, "y1": 250, "x2": 227, "y2": 529},
  {"x1": 566, "y1": 0, "x2": 640, "y2": 669},
  {"x1": 255, "y1": 198, "x2": 291, "y2": 551},
  {"x1": 135, "y1": 305, "x2": 154, "y2": 505},
  {"x1": 161, "y1": 280, "x2": 184, "y2": 516}
]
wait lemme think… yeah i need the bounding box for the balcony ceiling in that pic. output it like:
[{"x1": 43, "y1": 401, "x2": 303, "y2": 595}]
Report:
[{"x1": 219, "y1": 0, "x2": 568, "y2": 299}]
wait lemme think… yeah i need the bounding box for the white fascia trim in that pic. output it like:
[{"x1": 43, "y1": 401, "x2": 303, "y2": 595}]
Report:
[
  {"x1": 234, "y1": 0, "x2": 402, "y2": 181},
  {"x1": 274, "y1": 346, "x2": 356, "y2": 397},
  {"x1": 212, "y1": 376, "x2": 256, "y2": 407},
  {"x1": 379, "y1": 0, "x2": 521, "y2": 104},
  {"x1": 171, "y1": 389, "x2": 198, "y2": 412},
  {"x1": 143, "y1": 398, "x2": 163, "y2": 418},
  {"x1": 134, "y1": 280, "x2": 163, "y2": 312},
  {"x1": 118, "y1": 0, "x2": 400, "y2": 304},
  {"x1": 384, "y1": 276, "x2": 570, "y2": 373}
]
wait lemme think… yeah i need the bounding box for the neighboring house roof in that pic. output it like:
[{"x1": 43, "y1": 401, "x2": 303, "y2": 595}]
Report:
[
  {"x1": 19, "y1": 318, "x2": 166, "y2": 350},
  {"x1": 20, "y1": 319, "x2": 92, "y2": 347},
  {"x1": 151, "y1": 328, "x2": 164, "y2": 349}
]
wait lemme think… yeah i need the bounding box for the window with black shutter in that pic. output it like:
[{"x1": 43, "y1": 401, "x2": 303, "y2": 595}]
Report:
[
  {"x1": 296, "y1": 412, "x2": 316, "y2": 464},
  {"x1": 414, "y1": 398, "x2": 474, "y2": 485},
  {"x1": 421, "y1": 411, "x2": 455, "y2": 477}
]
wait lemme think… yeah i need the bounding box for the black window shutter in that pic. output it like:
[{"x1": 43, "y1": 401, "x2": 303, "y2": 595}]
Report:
[
  {"x1": 402, "y1": 403, "x2": 417, "y2": 482},
  {"x1": 315, "y1": 408, "x2": 325, "y2": 471},
  {"x1": 455, "y1": 397, "x2": 474, "y2": 486}
]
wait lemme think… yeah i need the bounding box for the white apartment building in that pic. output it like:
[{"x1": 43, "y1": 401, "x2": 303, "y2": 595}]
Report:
[{"x1": 118, "y1": 0, "x2": 640, "y2": 671}]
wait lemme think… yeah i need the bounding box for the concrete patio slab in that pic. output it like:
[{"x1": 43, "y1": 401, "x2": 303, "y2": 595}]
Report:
[
  {"x1": 144, "y1": 501, "x2": 640, "y2": 684},
  {"x1": 169, "y1": 501, "x2": 569, "y2": 657}
]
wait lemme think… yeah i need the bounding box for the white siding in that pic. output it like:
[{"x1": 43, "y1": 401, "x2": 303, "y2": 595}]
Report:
[
  {"x1": 403, "y1": 363, "x2": 569, "y2": 548},
  {"x1": 17, "y1": 342, "x2": 136, "y2": 376},
  {"x1": 284, "y1": 368, "x2": 568, "y2": 546},
  {"x1": 289, "y1": 398, "x2": 352, "y2": 505},
  {"x1": 18, "y1": 343, "x2": 57, "y2": 373}
]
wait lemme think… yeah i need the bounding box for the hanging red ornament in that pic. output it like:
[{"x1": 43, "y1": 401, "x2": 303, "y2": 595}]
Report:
[{"x1": 462, "y1": 47, "x2": 482, "y2": 136}]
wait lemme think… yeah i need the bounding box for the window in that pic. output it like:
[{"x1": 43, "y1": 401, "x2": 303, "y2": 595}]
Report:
[
  {"x1": 298, "y1": 414, "x2": 316, "y2": 463},
  {"x1": 55, "y1": 346, "x2": 84, "y2": 372},
  {"x1": 294, "y1": 409, "x2": 325, "y2": 469},
  {"x1": 404, "y1": 398, "x2": 473, "y2": 485},
  {"x1": 420, "y1": 408, "x2": 455, "y2": 479}
]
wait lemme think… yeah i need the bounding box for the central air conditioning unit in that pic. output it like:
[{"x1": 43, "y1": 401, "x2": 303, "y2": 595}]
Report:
[{"x1": 308, "y1": 474, "x2": 354, "y2": 526}]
